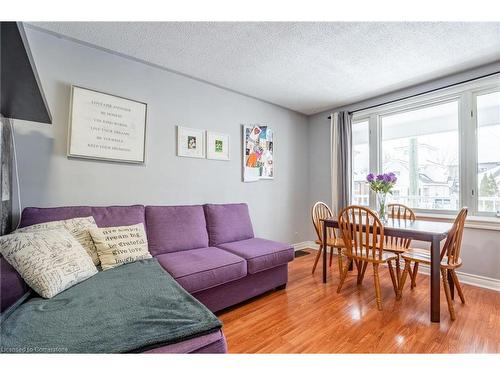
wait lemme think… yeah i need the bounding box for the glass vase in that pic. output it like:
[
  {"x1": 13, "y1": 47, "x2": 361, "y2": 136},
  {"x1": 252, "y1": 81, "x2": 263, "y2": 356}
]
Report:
[{"x1": 376, "y1": 192, "x2": 388, "y2": 222}]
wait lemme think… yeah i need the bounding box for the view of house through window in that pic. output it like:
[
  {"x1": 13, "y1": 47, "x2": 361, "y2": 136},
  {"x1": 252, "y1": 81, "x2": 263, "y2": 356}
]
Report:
[
  {"x1": 352, "y1": 120, "x2": 369, "y2": 206},
  {"x1": 477, "y1": 90, "x2": 500, "y2": 214},
  {"x1": 381, "y1": 101, "x2": 460, "y2": 210}
]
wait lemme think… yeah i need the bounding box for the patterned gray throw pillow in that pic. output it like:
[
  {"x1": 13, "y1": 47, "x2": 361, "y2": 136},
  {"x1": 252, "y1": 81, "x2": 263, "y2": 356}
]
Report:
[
  {"x1": 0, "y1": 229, "x2": 98, "y2": 298},
  {"x1": 15, "y1": 217, "x2": 100, "y2": 265}
]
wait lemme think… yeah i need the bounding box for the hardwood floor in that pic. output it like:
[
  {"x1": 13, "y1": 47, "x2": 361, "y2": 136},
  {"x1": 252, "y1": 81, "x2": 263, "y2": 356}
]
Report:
[{"x1": 217, "y1": 250, "x2": 500, "y2": 353}]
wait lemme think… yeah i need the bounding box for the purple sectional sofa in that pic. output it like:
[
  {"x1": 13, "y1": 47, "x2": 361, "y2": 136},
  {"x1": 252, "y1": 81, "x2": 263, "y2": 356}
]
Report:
[{"x1": 0, "y1": 203, "x2": 294, "y2": 353}]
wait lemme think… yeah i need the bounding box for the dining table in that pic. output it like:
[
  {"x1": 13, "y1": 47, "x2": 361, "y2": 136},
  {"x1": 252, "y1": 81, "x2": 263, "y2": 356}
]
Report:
[{"x1": 321, "y1": 216, "x2": 454, "y2": 323}]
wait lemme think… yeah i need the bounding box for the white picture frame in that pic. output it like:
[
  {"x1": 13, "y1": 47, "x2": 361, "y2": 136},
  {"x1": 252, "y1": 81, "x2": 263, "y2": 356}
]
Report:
[
  {"x1": 242, "y1": 124, "x2": 274, "y2": 182},
  {"x1": 67, "y1": 85, "x2": 147, "y2": 164},
  {"x1": 177, "y1": 126, "x2": 205, "y2": 158},
  {"x1": 206, "y1": 131, "x2": 230, "y2": 161}
]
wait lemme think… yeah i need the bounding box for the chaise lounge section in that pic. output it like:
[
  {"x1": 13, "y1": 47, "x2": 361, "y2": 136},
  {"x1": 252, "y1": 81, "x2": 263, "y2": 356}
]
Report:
[{"x1": 0, "y1": 202, "x2": 294, "y2": 353}]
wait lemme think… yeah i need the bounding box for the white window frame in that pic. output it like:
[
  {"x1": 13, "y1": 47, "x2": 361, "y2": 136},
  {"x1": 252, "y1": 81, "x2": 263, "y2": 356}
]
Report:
[
  {"x1": 351, "y1": 74, "x2": 500, "y2": 219},
  {"x1": 351, "y1": 118, "x2": 371, "y2": 207},
  {"x1": 473, "y1": 86, "x2": 500, "y2": 217}
]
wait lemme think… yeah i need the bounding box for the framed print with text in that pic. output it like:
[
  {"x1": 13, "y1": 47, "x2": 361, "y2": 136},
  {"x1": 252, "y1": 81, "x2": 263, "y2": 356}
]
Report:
[{"x1": 67, "y1": 85, "x2": 147, "y2": 164}]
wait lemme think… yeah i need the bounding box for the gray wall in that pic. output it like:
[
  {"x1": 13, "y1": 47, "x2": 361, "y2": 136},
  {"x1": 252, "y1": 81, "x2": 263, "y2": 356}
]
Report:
[
  {"x1": 307, "y1": 64, "x2": 500, "y2": 280},
  {"x1": 12, "y1": 27, "x2": 310, "y2": 244}
]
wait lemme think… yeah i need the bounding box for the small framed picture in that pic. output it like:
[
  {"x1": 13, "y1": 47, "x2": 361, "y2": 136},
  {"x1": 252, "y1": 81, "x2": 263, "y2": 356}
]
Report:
[
  {"x1": 206, "y1": 131, "x2": 230, "y2": 161},
  {"x1": 177, "y1": 126, "x2": 205, "y2": 158}
]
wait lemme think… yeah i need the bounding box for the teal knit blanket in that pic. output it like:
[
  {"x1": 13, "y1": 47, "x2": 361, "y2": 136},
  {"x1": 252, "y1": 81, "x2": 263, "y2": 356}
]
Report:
[{"x1": 0, "y1": 258, "x2": 222, "y2": 353}]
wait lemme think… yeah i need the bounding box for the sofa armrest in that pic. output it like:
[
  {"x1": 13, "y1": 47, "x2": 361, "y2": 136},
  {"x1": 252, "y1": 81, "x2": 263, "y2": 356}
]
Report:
[{"x1": 1, "y1": 257, "x2": 28, "y2": 313}]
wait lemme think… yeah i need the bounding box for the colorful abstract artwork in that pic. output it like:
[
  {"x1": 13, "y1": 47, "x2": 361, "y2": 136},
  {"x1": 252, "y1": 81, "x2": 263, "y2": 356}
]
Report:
[{"x1": 243, "y1": 125, "x2": 274, "y2": 182}]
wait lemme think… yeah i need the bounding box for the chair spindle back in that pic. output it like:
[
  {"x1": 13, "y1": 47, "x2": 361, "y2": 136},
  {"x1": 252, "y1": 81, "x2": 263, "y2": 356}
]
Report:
[
  {"x1": 387, "y1": 203, "x2": 416, "y2": 221},
  {"x1": 311, "y1": 201, "x2": 337, "y2": 242},
  {"x1": 338, "y1": 205, "x2": 385, "y2": 261},
  {"x1": 441, "y1": 208, "x2": 468, "y2": 266},
  {"x1": 384, "y1": 204, "x2": 416, "y2": 249}
]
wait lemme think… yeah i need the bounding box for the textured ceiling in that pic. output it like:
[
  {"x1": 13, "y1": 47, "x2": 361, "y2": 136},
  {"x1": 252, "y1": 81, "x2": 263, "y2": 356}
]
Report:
[{"x1": 28, "y1": 22, "x2": 500, "y2": 115}]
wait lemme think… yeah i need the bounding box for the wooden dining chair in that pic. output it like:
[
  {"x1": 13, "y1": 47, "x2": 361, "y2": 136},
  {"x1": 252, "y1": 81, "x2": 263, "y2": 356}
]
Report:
[
  {"x1": 397, "y1": 208, "x2": 468, "y2": 320},
  {"x1": 384, "y1": 203, "x2": 417, "y2": 286},
  {"x1": 387, "y1": 203, "x2": 416, "y2": 221},
  {"x1": 311, "y1": 201, "x2": 345, "y2": 276},
  {"x1": 337, "y1": 205, "x2": 398, "y2": 311}
]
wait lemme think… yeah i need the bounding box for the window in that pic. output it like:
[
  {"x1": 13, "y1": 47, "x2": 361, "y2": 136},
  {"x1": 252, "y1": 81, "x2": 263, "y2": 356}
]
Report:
[
  {"x1": 477, "y1": 90, "x2": 500, "y2": 214},
  {"x1": 381, "y1": 101, "x2": 460, "y2": 210},
  {"x1": 352, "y1": 120, "x2": 369, "y2": 206},
  {"x1": 350, "y1": 74, "x2": 500, "y2": 218}
]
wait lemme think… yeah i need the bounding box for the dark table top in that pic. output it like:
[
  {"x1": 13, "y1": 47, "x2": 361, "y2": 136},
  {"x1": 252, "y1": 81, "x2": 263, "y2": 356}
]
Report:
[{"x1": 321, "y1": 217, "x2": 453, "y2": 241}]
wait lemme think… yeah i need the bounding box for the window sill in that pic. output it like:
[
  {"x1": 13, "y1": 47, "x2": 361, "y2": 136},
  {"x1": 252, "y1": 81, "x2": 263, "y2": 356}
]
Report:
[{"x1": 416, "y1": 213, "x2": 500, "y2": 231}]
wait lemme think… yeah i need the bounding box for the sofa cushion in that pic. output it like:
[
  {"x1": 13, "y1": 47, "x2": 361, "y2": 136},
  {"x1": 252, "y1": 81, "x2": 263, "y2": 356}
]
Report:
[
  {"x1": 19, "y1": 205, "x2": 146, "y2": 228},
  {"x1": 145, "y1": 205, "x2": 209, "y2": 256},
  {"x1": 203, "y1": 203, "x2": 254, "y2": 246},
  {"x1": 156, "y1": 247, "x2": 246, "y2": 293},
  {"x1": 217, "y1": 238, "x2": 294, "y2": 274}
]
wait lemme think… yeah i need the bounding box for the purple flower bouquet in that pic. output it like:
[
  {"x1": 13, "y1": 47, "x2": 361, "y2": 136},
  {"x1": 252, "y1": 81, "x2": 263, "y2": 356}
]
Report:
[
  {"x1": 366, "y1": 172, "x2": 397, "y2": 194},
  {"x1": 366, "y1": 172, "x2": 397, "y2": 221}
]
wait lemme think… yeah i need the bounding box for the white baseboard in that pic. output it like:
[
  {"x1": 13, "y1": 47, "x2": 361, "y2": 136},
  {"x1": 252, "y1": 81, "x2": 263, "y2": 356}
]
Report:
[
  {"x1": 293, "y1": 241, "x2": 318, "y2": 251},
  {"x1": 293, "y1": 241, "x2": 500, "y2": 292}
]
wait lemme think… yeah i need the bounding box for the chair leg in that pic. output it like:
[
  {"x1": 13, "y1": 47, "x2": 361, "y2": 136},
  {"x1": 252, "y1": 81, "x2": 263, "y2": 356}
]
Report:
[
  {"x1": 358, "y1": 261, "x2": 368, "y2": 285},
  {"x1": 355, "y1": 260, "x2": 363, "y2": 275},
  {"x1": 312, "y1": 245, "x2": 323, "y2": 274},
  {"x1": 337, "y1": 258, "x2": 352, "y2": 293},
  {"x1": 397, "y1": 260, "x2": 411, "y2": 300},
  {"x1": 395, "y1": 256, "x2": 401, "y2": 289},
  {"x1": 356, "y1": 261, "x2": 363, "y2": 284},
  {"x1": 411, "y1": 262, "x2": 419, "y2": 289},
  {"x1": 337, "y1": 248, "x2": 343, "y2": 279},
  {"x1": 407, "y1": 264, "x2": 414, "y2": 284},
  {"x1": 441, "y1": 268, "x2": 456, "y2": 321},
  {"x1": 450, "y1": 270, "x2": 466, "y2": 304},
  {"x1": 373, "y1": 263, "x2": 383, "y2": 311},
  {"x1": 387, "y1": 260, "x2": 398, "y2": 296},
  {"x1": 329, "y1": 246, "x2": 333, "y2": 267}
]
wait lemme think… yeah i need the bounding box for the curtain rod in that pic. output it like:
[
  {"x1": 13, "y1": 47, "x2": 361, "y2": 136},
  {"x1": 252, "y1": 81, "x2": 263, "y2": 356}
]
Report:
[{"x1": 327, "y1": 70, "x2": 500, "y2": 120}]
